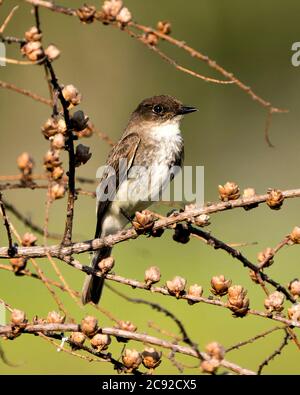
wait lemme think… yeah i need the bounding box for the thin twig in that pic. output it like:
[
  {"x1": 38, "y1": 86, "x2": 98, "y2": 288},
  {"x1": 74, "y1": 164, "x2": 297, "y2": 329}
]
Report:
[{"x1": 0, "y1": 193, "x2": 15, "y2": 256}]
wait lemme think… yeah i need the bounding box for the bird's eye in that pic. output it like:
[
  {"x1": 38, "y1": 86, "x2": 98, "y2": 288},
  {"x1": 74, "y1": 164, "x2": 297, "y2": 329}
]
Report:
[{"x1": 153, "y1": 104, "x2": 164, "y2": 114}]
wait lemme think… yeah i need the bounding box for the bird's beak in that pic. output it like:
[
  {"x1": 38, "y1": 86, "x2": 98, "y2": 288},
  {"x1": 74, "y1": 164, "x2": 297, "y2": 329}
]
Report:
[{"x1": 178, "y1": 105, "x2": 198, "y2": 115}]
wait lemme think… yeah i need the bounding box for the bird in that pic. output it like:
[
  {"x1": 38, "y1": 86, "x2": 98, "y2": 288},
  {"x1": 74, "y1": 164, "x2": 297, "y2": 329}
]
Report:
[{"x1": 81, "y1": 95, "x2": 197, "y2": 305}]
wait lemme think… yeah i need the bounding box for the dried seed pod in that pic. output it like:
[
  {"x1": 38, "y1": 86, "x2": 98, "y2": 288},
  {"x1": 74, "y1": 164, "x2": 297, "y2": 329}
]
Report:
[
  {"x1": 122, "y1": 349, "x2": 142, "y2": 371},
  {"x1": 218, "y1": 181, "x2": 240, "y2": 201},
  {"x1": 76, "y1": 123, "x2": 93, "y2": 138},
  {"x1": 71, "y1": 110, "x2": 89, "y2": 131},
  {"x1": 21, "y1": 232, "x2": 37, "y2": 247},
  {"x1": 210, "y1": 275, "x2": 231, "y2": 296},
  {"x1": 288, "y1": 279, "x2": 300, "y2": 298},
  {"x1": 76, "y1": 4, "x2": 96, "y2": 23},
  {"x1": 205, "y1": 342, "x2": 225, "y2": 361},
  {"x1": 157, "y1": 20, "x2": 171, "y2": 35},
  {"x1": 227, "y1": 285, "x2": 249, "y2": 317},
  {"x1": 90, "y1": 333, "x2": 111, "y2": 351},
  {"x1": 70, "y1": 331, "x2": 86, "y2": 346},
  {"x1": 25, "y1": 26, "x2": 42, "y2": 42},
  {"x1": 50, "y1": 183, "x2": 66, "y2": 200},
  {"x1": 75, "y1": 144, "x2": 92, "y2": 167},
  {"x1": 17, "y1": 152, "x2": 34, "y2": 176},
  {"x1": 144, "y1": 266, "x2": 161, "y2": 286},
  {"x1": 62, "y1": 84, "x2": 82, "y2": 106},
  {"x1": 44, "y1": 44, "x2": 60, "y2": 61},
  {"x1": 173, "y1": 223, "x2": 190, "y2": 244},
  {"x1": 166, "y1": 276, "x2": 186, "y2": 298},
  {"x1": 288, "y1": 303, "x2": 300, "y2": 321},
  {"x1": 116, "y1": 7, "x2": 132, "y2": 25},
  {"x1": 141, "y1": 347, "x2": 162, "y2": 369},
  {"x1": 11, "y1": 309, "x2": 27, "y2": 327},
  {"x1": 289, "y1": 227, "x2": 300, "y2": 244},
  {"x1": 46, "y1": 311, "x2": 65, "y2": 324},
  {"x1": 81, "y1": 316, "x2": 98, "y2": 337},
  {"x1": 132, "y1": 210, "x2": 155, "y2": 233},
  {"x1": 21, "y1": 41, "x2": 44, "y2": 61},
  {"x1": 266, "y1": 189, "x2": 284, "y2": 210},
  {"x1": 264, "y1": 291, "x2": 285, "y2": 312},
  {"x1": 98, "y1": 256, "x2": 115, "y2": 273}
]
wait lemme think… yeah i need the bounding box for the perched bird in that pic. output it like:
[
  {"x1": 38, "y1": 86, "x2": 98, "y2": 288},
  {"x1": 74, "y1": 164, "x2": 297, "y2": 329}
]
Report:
[{"x1": 81, "y1": 95, "x2": 197, "y2": 304}]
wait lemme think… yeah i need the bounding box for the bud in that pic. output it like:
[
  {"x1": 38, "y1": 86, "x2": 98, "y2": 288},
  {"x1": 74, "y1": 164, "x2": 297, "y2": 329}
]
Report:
[
  {"x1": 257, "y1": 247, "x2": 274, "y2": 267},
  {"x1": 50, "y1": 183, "x2": 65, "y2": 200},
  {"x1": 62, "y1": 84, "x2": 82, "y2": 106},
  {"x1": 144, "y1": 266, "x2": 161, "y2": 286},
  {"x1": 227, "y1": 285, "x2": 249, "y2": 317},
  {"x1": 249, "y1": 269, "x2": 260, "y2": 284},
  {"x1": 288, "y1": 303, "x2": 300, "y2": 321},
  {"x1": 17, "y1": 152, "x2": 34, "y2": 176},
  {"x1": 81, "y1": 316, "x2": 98, "y2": 337},
  {"x1": 157, "y1": 21, "x2": 171, "y2": 35},
  {"x1": 90, "y1": 333, "x2": 111, "y2": 351},
  {"x1": 76, "y1": 123, "x2": 93, "y2": 138},
  {"x1": 44, "y1": 150, "x2": 61, "y2": 171},
  {"x1": 98, "y1": 256, "x2": 115, "y2": 273},
  {"x1": 51, "y1": 133, "x2": 65, "y2": 150},
  {"x1": 141, "y1": 347, "x2": 162, "y2": 370},
  {"x1": 70, "y1": 331, "x2": 86, "y2": 346},
  {"x1": 173, "y1": 223, "x2": 190, "y2": 244},
  {"x1": 21, "y1": 41, "x2": 44, "y2": 62},
  {"x1": 22, "y1": 232, "x2": 37, "y2": 247},
  {"x1": 288, "y1": 279, "x2": 300, "y2": 298},
  {"x1": 44, "y1": 44, "x2": 60, "y2": 61},
  {"x1": 76, "y1": 4, "x2": 96, "y2": 23},
  {"x1": 264, "y1": 291, "x2": 285, "y2": 312},
  {"x1": 102, "y1": 0, "x2": 123, "y2": 19},
  {"x1": 41, "y1": 118, "x2": 59, "y2": 139},
  {"x1": 122, "y1": 349, "x2": 142, "y2": 371},
  {"x1": 289, "y1": 227, "x2": 300, "y2": 244},
  {"x1": 218, "y1": 181, "x2": 240, "y2": 201},
  {"x1": 46, "y1": 310, "x2": 64, "y2": 324},
  {"x1": 200, "y1": 358, "x2": 219, "y2": 374},
  {"x1": 205, "y1": 341, "x2": 225, "y2": 361},
  {"x1": 143, "y1": 32, "x2": 159, "y2": 46},
  {"x1": 211, "y1": 275, "x2": 231, "y2": 296},
  {"x1": 193, "y1": 214, "x2": 210, "y2": 227},
  {"x1": 266, "y1": 189, "x2": 284, "y2": 210},
  {"x1": 118, "y1": 320, "x2": 137, "y2": 332},
  {"x1": 11, "y1": 309, "x2": 27, "y2": 327},
  {"x1": 71, "y1": 110, "x2": 89, "y2": 131},
  {"x1": 51, "y1": 166, "x2": 64, "y2": 181},
  {"x1": 75, "y1": 144, "x2": 92, "y2": 167},
  {"x1": 242, "y1": 187, "x2": 258, "y2": 210},
  {"x1": 132, "y1": 210, "x2": 154, "y2": 233},
  {"x1": 10, "y1": 257, "x2": 27, "y2": 273},
  {"x1": 25, "y1": 26, "x2": 42, "y2": 42},
  {"x1": 187, "y1": 284, "x2": 203, "y2": 299},
  {"x1": 116, "y1": 7, "x2": 132, "y2": 25},
  {"x1": 166, "y1": 276, "x2": 186, "y2": 298},
  {"x1": 57, "y1": 119, "x2": 67, "y2": 134}
]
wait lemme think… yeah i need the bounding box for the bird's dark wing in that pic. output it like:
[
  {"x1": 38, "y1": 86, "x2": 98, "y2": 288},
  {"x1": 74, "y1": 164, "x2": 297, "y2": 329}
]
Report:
[{"x1": 95, "y1": 132, "x2": 140, "y2": 237}]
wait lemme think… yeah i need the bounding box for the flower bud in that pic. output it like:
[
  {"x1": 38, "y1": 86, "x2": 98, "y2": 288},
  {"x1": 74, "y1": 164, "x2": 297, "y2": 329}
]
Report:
[
  {"x1": 211, "y1": 275, "x2": 231, "y2": 296},
  {"x1": 141, "y1": 347, "x2": 162, "y2": 369},
  {"x1": 200, "y1": 358, "x2": 219, "y2": 374},
  {"x1": 21, "y1": 41, "x2": 44, "y2": 61},
  {"x1": 266, "y1": 189, "x2": 284, "y2": 210},
  {"x1": 81, "y1": 316, "x2": 98, "y2": 337},
  {"x1": 51, "y1": 133, "x2": 65, "y2": 150},
  {"x1": 144, "y1": 266, "x2": 161, "y2": 286},
  {"x1": 157, "y1": 21, "x2": 171, "y2": 35},
  {"x1": 62, "y1": 84, "x2": 82, "y2": 106},
  {"x1": 257, "y1": 247, "x2": 274, "y2": 267},
  {"x1": 10, "y1": 257, "x2": 27, "y2": 273},
  {"x1": 264, "y1": 291, "x2": 285, "y2": 312},
  {"x1": 90, "y1": 333, "x2": 111, "y2": 351},
  {"x1": 143, "y1": 32, "x2": 158, "y2": 46},
  {"x1": 289, "y1": 227, "x2": 300, "y2": 244},
  {"x1": 17, "y1": 152, "x2": 34, "y2": 176},
  {"x1": 70, "y1": 331, "x2": 86, "y2": 346},
  {"x1": 51, "y1": 166, "x2": 64, "y2": 181},
  {"x1": 98, "y1": 256, "x2": 115, "y2": 273},
  {"x1": 227, "y1": 285, "x2": 249, "y2": 316},
  {"x1": 122, "y1": 349, "x2": 142, "y2": 371},
  {"x1": 46, "y1": 310, "x2": 64, "y2": 324},
  {"x1": 166, "y1": 276, "x2": 186, "y2": 298},
  {"x1": 44, "y1": 150, "x2": 61, "y2": 171},
  {"x1": 41, "y1": 118, "x2": 59, "y2": 139},
  {"x1": 116, "y1": 7, "x2": 132, "y2": 25},
  {"x1": 242, "y1": 187, "x2": 258, "y2": 210},
  {"x1": 44, "y1": 44, "x2": 60, "y2": 61},
  {"x1": 25, "y1": 26, "x2": 42, "y2": 42},
  {"x1": 288, "y1": 279, "x2": 300, "y2": 298},
  {"x1": 205, "y1": 341, "x2": 225, "y2": 361},
  {"x1": 102, "y1": 0, "x2": 123, "y2": 19},
  {"x1": 118, "y1": 320, "x2": 137, "y2": 332},
  {"x1": 50, "y1": 183, "x2": 65, "y2": 200},
  {"x1": 132, "y1": 210, "x2": 154, "y2": 233},
  {"x1": 76, "y1": 4, "x2": 96, "y2": 23},
  {"x1": 288, "y1": 303, "x2": 300, "y2": 321},
  {"x1": 71, "y1": 110, "x2": 89, "y2": 131},
  {"x1": 75, "y1": 144, "x2": 92, "y2": 167},
  {"x1": 57, "y1": 119, "x2": 67, "y2": 134},
  {"x1": 194, "y1": 214, "x2": 210, "y2": 227},
  {"x1": 173, "y1": 223, "x2": 190, "y2": 244},
  {"x1": 11, "y1": 309, "x2": 27, "y2": 327},
  {"x1": 187, "y1": 284, "x2": 203, "y2": 299},
  {"x1": 218, "y1": 181, "x2": 240, "y2": 201},
  {"x1": 22, "y1": 232, "x2": 37, "y2": 247}
]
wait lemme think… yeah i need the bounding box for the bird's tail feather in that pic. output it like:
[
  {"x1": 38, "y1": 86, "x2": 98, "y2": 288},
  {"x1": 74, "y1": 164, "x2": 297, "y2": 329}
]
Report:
[{"x1": 81, "y1": 246, "x2": 112, "y2": 305}]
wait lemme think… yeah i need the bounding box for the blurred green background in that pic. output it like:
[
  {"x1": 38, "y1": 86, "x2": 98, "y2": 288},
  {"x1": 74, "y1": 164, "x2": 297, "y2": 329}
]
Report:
[{"x1": 1, "y1": 0, "x2": 300, "y2": 375}]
